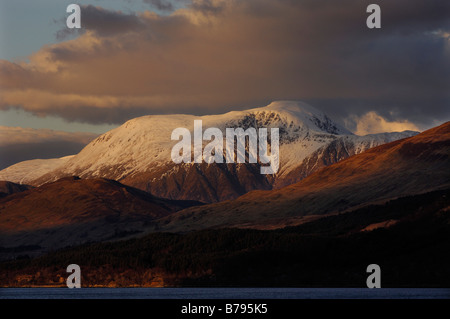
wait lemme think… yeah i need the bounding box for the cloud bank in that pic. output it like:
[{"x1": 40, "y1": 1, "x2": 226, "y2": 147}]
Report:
[
  {"x1": 0, "y1": 0, "x2": 449, "y2": 128},
  {"x1": 0, "y1": 126, "x2": 97, "y2": 169},
  {"x1": 351, "y1": 112, "x2": 420, "y2": 135}
]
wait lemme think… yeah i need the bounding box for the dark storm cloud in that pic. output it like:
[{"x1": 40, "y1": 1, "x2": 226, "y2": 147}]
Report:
[
  {"x1": 57, "y1": 5, "x2": 146, "y2": 40},
  {"x1": 189, "y1": 0, "x2": 225, "y2": 14},
  {"x1": 143, "y1": 0, "x2": 174, "y2": 12},
  {"x1": 2, "y1": 0, "x2": 449, "y2": 130},
  {"x1": 0, "y1": 127, "x2": 98, "y2": 170},
  {"x1": 0, "y1": 141, "x2": 86, "y2": 170}
]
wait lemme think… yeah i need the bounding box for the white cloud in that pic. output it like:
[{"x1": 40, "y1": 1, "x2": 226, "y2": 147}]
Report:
[{"x1": 351, "y1": 111, "x2": 420, "y2": 136}]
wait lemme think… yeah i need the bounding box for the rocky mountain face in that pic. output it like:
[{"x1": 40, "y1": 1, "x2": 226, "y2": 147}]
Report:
[
  {"x1": 156, "y1": 121, "x2": 450, "y2": 232},
  {"x1": 0, "y1": 122, "x2": 448, "y2": 261},
  {"x1": 273, "y1": 132, "x2": 417, "y2": 188},
  {"x1": 1, "y1": 101, "x2": 417, "y2": 202},
  {"x1": 0, "y1": 181, "x2": 32, "y2": 198}
]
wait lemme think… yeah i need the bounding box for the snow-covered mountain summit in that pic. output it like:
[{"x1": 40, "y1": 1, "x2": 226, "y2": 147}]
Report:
[
  {"x1": 2, "y1": 101, "x2": 418, "y2": 202},
  {"x1": 32, "y1": 101, "x2": 351, "y2": 180},
  {"x1": 219, "y1": 101, "x2": 352, "y2": 136}
]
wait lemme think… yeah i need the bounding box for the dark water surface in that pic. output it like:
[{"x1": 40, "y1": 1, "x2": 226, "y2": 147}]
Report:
[{"x1": 1, "y1": 287, "x2": 449, "y2": 299}]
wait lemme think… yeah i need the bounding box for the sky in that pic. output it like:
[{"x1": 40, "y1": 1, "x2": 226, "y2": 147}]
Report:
[{"x1": 0, "y1": 0, "x2": 449, "y2": 167}]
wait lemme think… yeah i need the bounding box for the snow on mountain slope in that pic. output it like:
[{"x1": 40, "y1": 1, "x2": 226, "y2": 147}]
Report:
[
  {"x1": 8, "y1": 101, "x2": 418, "y2": 202},
  {"x1": 156, "y1": 122, "x2": 450, "y2": 232},
  {"x1": 0, "y1": 155, "x2": 74, "y2": 185},
  {"x1": 274, "y1": 131, "x2": 417, "y2": 188},
  {"x1": 33, "y1": 101, "x2": 351, "y2": 180}
]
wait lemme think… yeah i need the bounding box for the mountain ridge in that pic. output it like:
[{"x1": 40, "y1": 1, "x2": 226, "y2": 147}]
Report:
[
  {"x1": 155, "y1": 121, "x2": 450, "y2": 231},
  {"x1": 0, "y1": 122, "x2": 447, "y2": 259},
  {"x1": 0, "y1": 101, "x2": 418, "y2": 202}
]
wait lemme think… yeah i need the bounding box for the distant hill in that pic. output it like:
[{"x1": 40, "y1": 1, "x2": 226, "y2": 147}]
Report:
[
  {"x1": 1, "y1": 189, "x2": 449, "y2": 287},
  {"x1": 0, "y1": 177, "x2": 201, "y2": 259}
]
